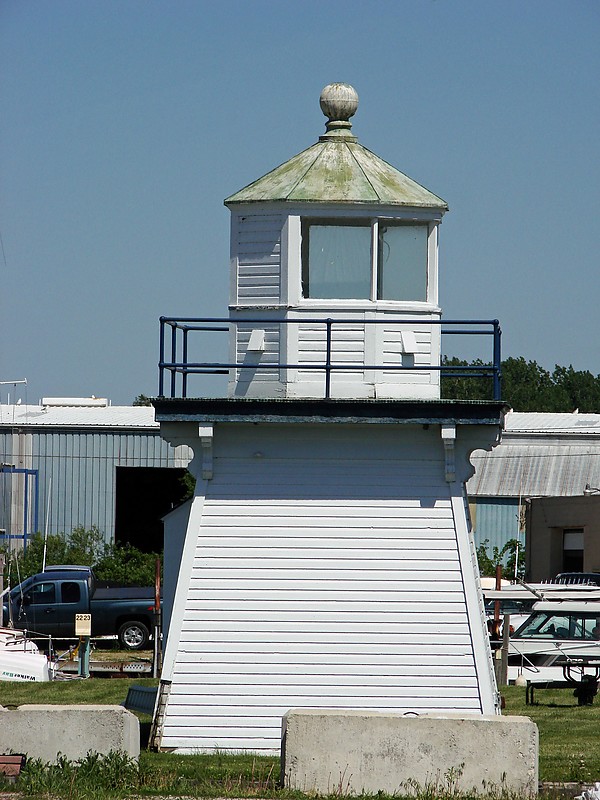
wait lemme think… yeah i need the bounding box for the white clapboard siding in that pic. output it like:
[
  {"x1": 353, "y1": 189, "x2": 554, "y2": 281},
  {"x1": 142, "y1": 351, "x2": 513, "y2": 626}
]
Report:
[
  {"x1": 160, "y1": 431, "x2": 489, "y2": 753},
  {"x1": 297, "y1": 322, "x2": 365, "y2": 383},
  {"x1": 235, "y1": 324, "x2": 281, "y2": 380},
  {"x1": 295, "y1": 321, "x2": 437, "y2": 383},
  {"x1": 381, "y1": 326, "x2": 433, "y2": 385},
  {"x1": 235, "y1": 214, "x2": 282, "y2": 304}
]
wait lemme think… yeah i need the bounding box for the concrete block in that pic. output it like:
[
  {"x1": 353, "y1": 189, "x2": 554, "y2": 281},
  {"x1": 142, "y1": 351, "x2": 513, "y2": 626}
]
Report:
[
  {"x1": 0, "y1": 705, "x2": 139, "y2": 764},
  {"x1": 282, "y1": 710, "x2": 538, "y2": 797}
]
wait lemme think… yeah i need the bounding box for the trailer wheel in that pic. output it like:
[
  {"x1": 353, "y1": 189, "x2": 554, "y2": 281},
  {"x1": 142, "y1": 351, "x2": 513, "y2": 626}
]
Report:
[{"x1": 118, "y1": 621, "x2": 150, "y2": 650}]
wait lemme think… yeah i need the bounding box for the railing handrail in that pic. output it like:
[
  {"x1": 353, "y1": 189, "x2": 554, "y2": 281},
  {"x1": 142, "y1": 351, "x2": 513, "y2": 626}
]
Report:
[{"x1": 158, "y1": 316, "x2": 502, "y2": 400}]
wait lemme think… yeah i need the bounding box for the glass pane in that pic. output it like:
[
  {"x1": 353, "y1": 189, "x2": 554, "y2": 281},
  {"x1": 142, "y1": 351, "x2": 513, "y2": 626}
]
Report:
[
  {"x1": 30, "y1": 582, "x2": 56, "y2": 604},
  {"x1": 514, "y1": 613, "x2": 556, "y2": 638},
  {"x1": 379, "y1": 225, "x2": 427, "y2": 300},
  {"x1": 61, "y1": 582, "x2": 81, "y2": 604},
  {"x1": 307, "y1": 225, "x2": 371, "y2": 299}
]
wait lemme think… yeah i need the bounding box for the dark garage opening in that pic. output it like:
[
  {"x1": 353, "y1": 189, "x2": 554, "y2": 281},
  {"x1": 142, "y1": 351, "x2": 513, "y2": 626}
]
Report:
[{"x1": 115, "y1": 466, "x2": 189, "y2": 552}]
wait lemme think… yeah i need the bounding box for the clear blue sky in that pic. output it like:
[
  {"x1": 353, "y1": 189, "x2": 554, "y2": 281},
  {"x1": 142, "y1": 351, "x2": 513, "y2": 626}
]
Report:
[{"x1": 1, "y1": 0, "x2": 599, "y2": 405}]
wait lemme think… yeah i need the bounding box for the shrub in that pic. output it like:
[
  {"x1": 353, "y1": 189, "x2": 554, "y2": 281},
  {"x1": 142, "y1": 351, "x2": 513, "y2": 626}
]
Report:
[{"x1": 1, "y1": 527, "x2": 161, "y2": 588}]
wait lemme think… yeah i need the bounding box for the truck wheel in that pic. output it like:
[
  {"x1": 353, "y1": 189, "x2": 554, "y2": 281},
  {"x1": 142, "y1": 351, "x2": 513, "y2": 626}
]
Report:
[{"x1": 118, "y1": 621, "x2": 149, "y2": 650}]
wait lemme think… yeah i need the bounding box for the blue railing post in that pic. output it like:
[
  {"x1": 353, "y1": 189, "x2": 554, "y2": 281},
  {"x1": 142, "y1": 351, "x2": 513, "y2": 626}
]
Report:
[
  {"x1": 33, "y1": 468, "x2": 39, "y2": 540},
  {"x1": 158, "y1": 318, "x2": 166, "y2": 397},
  {"x1": 170, "y1": 323, "x2": 177, "y2": 398},
  {"x1": 493, "y1": 320, "x2": 502, "y2": 400},
  {"x1": 182, "y1": 327, "x2": 189, "y2": 399},
  {"x1": 325, "y1": 319, "x2": 333, "y2": 399}
]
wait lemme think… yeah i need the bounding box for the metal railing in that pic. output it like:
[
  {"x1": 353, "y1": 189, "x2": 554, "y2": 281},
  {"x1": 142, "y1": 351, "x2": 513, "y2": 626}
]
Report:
[{"x1": 158, "y1": 316, "x2": 502, "y2": 400}]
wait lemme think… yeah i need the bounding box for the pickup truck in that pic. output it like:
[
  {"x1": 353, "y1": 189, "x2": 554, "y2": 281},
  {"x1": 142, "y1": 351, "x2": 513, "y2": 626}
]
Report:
[{"x1": 2, "y1": 565, "x2": 160, "y2": 650}]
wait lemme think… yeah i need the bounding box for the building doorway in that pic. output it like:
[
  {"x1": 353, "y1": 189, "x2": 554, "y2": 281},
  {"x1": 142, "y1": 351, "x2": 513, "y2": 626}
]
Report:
[{"x1": 115, "y1": 467, "x2": 189, "y2": 552}]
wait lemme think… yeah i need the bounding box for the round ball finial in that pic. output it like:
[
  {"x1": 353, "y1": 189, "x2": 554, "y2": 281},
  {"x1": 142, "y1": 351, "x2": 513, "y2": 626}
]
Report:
[
  {"x1": 320, "y1": 83, "x2": 359, "y2": 121},
  {"x1": 319, "y1": 83, "x2": 358, "y2": 139}
]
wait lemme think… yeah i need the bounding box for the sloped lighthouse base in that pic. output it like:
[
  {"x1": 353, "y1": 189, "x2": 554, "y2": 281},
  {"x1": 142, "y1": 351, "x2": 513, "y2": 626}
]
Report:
[
  {"x1": 282, "y1": 709, "x2": 538, "y2": 797},
  {"x1": 155, "y1": 398, "x2": 507, "y2": 753}
]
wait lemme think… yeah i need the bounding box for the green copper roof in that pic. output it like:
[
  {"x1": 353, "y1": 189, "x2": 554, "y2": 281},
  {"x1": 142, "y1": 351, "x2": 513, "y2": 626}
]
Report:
[{"x1": 225, "y1": 83, "x2": 448, "y2": 210}]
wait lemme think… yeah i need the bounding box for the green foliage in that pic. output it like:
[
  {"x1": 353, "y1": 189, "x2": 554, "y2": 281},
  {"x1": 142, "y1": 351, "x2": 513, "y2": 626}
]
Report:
[
  {"x1": 18, "y1": 750, "x2": 139, "y2": 798},
  {"x1": 180, "y1": 469, "x2": 196, "y2": 500},
  {"x1": 133, "y1": 394, "x2": 153, "y2": 406},
  {"x1": 442, "y1": 355, "x2": 600, "y2": 412},
  {"x1": 1, "y1": 526, "x2": 161, "y2": 587},
  {"x1": 476, "y1": 538, "x2": 525, "y2": 579},
  {"x1": 14, "y1": 748, "x2": 284, "y2": 800},
  {"x1": 94, "y1": 543, "x2": 162, "y2": 586},
  {"x1": 440, "y1": 356, "x2": 493, "y2": 401},
  {"x1": 66, "y1": 525, "x2": 110, "y2": 565},
  {"x1": 1, "y1": 526, "x2": 109, "y2": 586}
]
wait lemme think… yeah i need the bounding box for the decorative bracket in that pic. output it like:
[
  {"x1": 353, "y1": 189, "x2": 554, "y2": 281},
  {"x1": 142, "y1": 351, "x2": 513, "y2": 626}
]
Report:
[
  {"x1": 199, "y1": 425, "x2": 214, "y2": 480},
  {"x1": 247, "y1": 329, "x2": 266, "y2": 352},
  {"x1": 441, "y1": 424, "x2": 456, "y2": 483}
]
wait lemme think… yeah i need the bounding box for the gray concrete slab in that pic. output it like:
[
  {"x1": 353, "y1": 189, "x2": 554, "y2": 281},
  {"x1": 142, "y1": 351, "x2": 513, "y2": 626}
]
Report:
[
  {"x1": 282, "y1": 709, "x2": 538, "y2": 797},
  {"x1": 0, "y1": 705, "x2": 139, "y2": 763}
]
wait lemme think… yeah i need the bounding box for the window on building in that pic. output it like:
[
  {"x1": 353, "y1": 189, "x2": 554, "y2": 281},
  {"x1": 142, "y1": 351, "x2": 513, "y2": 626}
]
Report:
[
  {"x1": 563, "y1": 528, "x2": 584, "y2": 572},
  {"x1": 301, "y1": 219, "x2": 428, "y2": 301}
]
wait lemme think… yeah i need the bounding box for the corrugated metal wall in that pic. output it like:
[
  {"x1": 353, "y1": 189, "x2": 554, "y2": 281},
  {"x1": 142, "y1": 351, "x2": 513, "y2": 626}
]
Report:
[
  {"x1": 0, "y1": 428, "x2": 191, "y2": 544},
  {"x1": 471, "y1": 497, "x2": 523, "y2": 555}
]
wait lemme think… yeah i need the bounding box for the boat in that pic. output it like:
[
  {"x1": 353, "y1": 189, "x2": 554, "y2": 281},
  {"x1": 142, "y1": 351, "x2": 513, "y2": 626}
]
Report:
[
  {"x1": 507, "y1": 599, "x2": 600, "y2": 687},
  {"x1": 0, "y1": 626, "x2": 52, "y2": 682},
  {"x1": 483, "y1": 582, "x2": 600, "y2": 634}
]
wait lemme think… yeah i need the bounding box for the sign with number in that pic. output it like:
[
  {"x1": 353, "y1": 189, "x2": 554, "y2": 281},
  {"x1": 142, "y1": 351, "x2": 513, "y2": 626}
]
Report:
[{"x1": 75, "y1": 613, "x2": 92, "y2": 637}]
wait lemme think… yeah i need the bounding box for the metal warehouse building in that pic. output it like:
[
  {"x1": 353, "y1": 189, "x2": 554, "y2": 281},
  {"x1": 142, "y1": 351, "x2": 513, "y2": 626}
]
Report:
[
  {"x1": 0, "y1": 397, "x2": 192, "y2": 551},
  {"x1": 467, "y1": 411, "x2": 600, "y2": 556}
]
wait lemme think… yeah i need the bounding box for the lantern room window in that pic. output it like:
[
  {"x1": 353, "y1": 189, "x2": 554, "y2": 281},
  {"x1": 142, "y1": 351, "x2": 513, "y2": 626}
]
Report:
[{"x1": 301, "y1": 219, "x2": 428, "y2": 301}]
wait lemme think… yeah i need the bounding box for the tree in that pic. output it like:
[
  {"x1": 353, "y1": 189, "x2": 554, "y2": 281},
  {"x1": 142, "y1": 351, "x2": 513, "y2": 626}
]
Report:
[
  {"x1": 442, "y1": 356, "x2": 600, "y2": 412},
  {"x1": 180, "y1": 470, "x2": 196, "y2": 500},
  {"x1": 94, "y1": 543, "x2": 161, "y2": 586},
  {"x1": 476, "y1": 538, "x2": 525, "y2": 580},
  {"x1": 552, "y1": 365, "x2": 600, "y2": 412},
  {"x1": 441, "y1": 357, "x2": 492, "y2": 401},
  {"x1": 1, "y1": 526, "x2": 161, "y2": 588},
  {"x1": 500, "y1": 357, "x2": 568, "y2": 412},
  {"x1": 133, "y1": 394, "x2": 153, "y2": 406}
]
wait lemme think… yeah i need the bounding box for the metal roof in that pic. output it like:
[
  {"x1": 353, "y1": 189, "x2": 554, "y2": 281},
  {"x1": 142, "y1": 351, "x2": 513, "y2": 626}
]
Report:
[
  {"x1": 505, "y1": 412, "x2": 600, "y2": 436},
  {"x1": 225, "y1": 83, "x2": 447, "y2": 210},
  {"x1": 0, "y1": 403, "x2": 158, "y2": 429},
  {"x1": 468, "y1": 411, "x2": 600, "y2": 497}
]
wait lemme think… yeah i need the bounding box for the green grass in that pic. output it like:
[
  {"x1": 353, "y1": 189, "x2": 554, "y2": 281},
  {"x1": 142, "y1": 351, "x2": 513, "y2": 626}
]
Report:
[
  {"x1": 1, "y1": 679, "x2": 599, "y2": 797},
  {"x1": 0, "y1": 676, "x2": 158, "y2": 708},
  {"x1": 503, "y1": 684, "x2": 600, "y2": 783}
]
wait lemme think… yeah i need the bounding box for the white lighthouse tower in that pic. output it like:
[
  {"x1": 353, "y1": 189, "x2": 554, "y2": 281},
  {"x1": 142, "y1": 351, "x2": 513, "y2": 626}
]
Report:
[
  {"x1": 153, "y1": 85, "x2": 507, "y2": 755},
  {"x1": 226, "y1": 83, "x2": 447, "y2": 400}
]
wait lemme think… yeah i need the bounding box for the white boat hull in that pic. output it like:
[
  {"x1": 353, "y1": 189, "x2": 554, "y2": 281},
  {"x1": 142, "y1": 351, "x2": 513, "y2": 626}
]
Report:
[
  {"x1": 0, "y1": 649, "x2": 51, "y2": 682},
  {"x1": 0, "y1": 627, "x2": 51, "y2": 682}
]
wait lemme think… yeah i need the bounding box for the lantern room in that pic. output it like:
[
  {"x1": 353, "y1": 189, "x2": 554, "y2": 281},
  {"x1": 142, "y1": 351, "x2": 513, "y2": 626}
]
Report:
[{"x1": 225, "y1": 83, "x2": 448, "y2": 400}]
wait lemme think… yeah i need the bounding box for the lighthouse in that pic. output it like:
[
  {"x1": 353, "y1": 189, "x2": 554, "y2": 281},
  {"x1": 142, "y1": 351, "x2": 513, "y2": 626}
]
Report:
[{"x1": 152, "y1": 84, "x2": 507, "y2": 754}]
